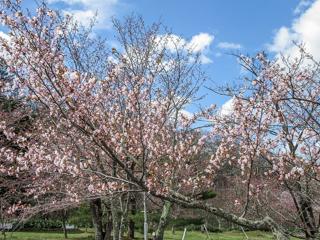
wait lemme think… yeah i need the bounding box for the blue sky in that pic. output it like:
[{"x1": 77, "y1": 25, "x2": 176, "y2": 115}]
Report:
[{"x1": 6, "y1": 0, "x2": 320, "y2": 110}]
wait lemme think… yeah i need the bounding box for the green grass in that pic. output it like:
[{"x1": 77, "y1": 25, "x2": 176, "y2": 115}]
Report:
[
  {"x1": 3, "y1": 230, "x2": 92, "y2": 240},
  {"x1": 151, "y1": 230, "x2": 274, "y2": 240},
  {"x1": 2, "y1": 229, "x2": 276, "y2": 240}
]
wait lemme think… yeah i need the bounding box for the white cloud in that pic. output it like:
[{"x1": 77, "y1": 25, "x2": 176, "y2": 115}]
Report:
[
  {"x1": 157, "y1": 33, "x2": 214, "y2": 64},
  {"x1": 217, "y1": 42, "x2": 242, "y2": 50},
  {"x1": 48, "y1": 0, "x2": 119, "y2": 28},
  {"x1": 269, "y1": 0, "x2": 320, "y2": 60},
  {"x1": 219, "y1": 97, "x2": 235, "y2": 116},
  {"x1": 0, "y1": 31, "x2": 10, "y2": 41},
  {"x1": 179, "y1": 109, "x2": 193, "y2": 119},
  {"x1": 62, "y1": 9, "x2": 96, "y2": 27},
  {"x1": 157, "y1": 34, "x2": 187, "y2": 53},
  {"x1": 187, "y1": 33, "x2": 214, "y2": 64},
  {"x1": 199, "y1": 55, "x2": 213, "y2": 64},
  {"x1": 187, "y1": 33, "x2": 214, "y2": 53},
  {"x1": 268, "y1": 27, "x2": 296, "y2": 53}
]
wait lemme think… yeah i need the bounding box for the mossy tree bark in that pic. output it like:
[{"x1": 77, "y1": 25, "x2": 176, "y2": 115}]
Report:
[
  {"x1": 166, "y1": 192, "x2": 289, "y2": 240},
  {"x1": 90, "y1": 198, "x2": 105, "y2": 240},
  {"x1": 155, "y1": 201, "x2": 172, "y2": 240},
  {"x1": 111, "y1": 196, "x2": 123, "y2": 240},
  {"x1": 104, "y1": 202, "x2": 113, "y2": 240}
]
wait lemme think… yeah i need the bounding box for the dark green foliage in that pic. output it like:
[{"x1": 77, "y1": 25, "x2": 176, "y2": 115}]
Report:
[
  {"x1": 0, "y1": 97, "x2": 20, "y2": 112},
  {"x1": 169, "y1": 217, "x2": 204, "y2": 230},
  {"x1": 196, "y1": 191, "x2": 217, "y2": 200},
  {"x1": 129, "y1": 212, "x2": 161, "y2": 233},
  {"x1": 0, "y1": 59, "x2": 11, "y2": 82},
  {"x1": 0, "y1": 58, "x2": 15, "y2": 98},
  {"x1": 21, "y1": 217, "x2": 64, "y2": 230},
  {"x1": 68, "y1": 204, "x2": 93, "y2": 228},
  {"x1": 19, "y1": 205, "x2": 94, "y2": 231},
  {"x1": 130, "y1": 211, "x2": 205, "y2": 233}
]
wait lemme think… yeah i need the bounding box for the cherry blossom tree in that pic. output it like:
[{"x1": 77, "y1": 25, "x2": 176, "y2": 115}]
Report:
[
  {"x1": 0, "y1": 2, "x2": 113, "y2": 238},
  {"x1": 0, "y1": 56, "x2": 34, "y2": 238},
  {"x1": 210, "y1": 49, "x2": 320, "y2": 239},
  {"x1": 0, "y1": 1, "x2": 210, "y2": 239},
  {"x1": 0, "y1": 1, "x2": 309, "y2": 240},
  {"x1": 110, "y1": 15, "x2": 209, "y2": 240}
]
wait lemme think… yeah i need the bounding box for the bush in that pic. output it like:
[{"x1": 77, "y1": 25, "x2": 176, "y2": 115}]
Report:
[
  {"x1": 68, "y1": 204, "x2": 92, "y2": 228},
  {"x1": 22, "y1": 217, "x2": 63, "y2": 230}
]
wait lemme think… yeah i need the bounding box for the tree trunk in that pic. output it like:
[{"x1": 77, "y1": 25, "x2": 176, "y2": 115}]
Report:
[
  {"x1": 111, "y1": 197, "x2": 122, "y2": 240},
  {"x1": 217, "y1": 217, "x2": 221, "y2": 231},
  {"x1": 90, "y1": 199, "x2": 105, "y2": 240},
  {"x1": 298, "y1": 194, "x2": 318, "y2": 239},
  {"x1": 128, "y1": 219, "x2": 135, "y2": 239},
  {"x1": 143, "y1": 192, "x2": 148, "y2": 240},
  {"x1": 155, "y1": 201, "x2": 172, "y2": 240},
  {"x1": 291, "y1": 179, "x2": 318, "y2": 240},
  {"x1": 118, "y1": 211, "x2": 125, "y2": 240},
  {"x1": 128, "y1": 194, "x2": 136, "y2": 240},
  {"x1": 104, "y1": 202, "x2": 113, "y2": 240},
  {"x1": 62, "y1": 210, "x2": 68, "y2": 239}
]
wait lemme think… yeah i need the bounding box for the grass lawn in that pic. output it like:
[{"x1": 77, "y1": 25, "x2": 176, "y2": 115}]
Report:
[
  {"x1": 2, "y1": 231, "x2": 93, "y2": 240},
  {"x1": 3, "y1": 229, "x2": 276, "y2": 240}
]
